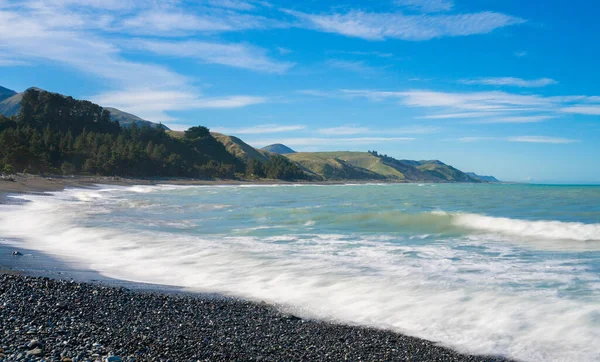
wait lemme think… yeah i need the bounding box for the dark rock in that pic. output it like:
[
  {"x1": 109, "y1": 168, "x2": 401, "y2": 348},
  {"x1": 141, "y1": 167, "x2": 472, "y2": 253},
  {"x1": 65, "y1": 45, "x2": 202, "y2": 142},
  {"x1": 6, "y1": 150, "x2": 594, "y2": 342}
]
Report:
[{"x1": 11, "y1": 251, "x2": 22, "y2": 256}]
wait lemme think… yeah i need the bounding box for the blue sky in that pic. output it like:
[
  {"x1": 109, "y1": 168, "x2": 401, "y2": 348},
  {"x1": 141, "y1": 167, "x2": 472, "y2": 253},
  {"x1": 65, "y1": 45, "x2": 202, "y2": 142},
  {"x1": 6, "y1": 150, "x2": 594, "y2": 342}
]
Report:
[{"x1": 1, "y1": 0, "x2": 599, "y2": 182}]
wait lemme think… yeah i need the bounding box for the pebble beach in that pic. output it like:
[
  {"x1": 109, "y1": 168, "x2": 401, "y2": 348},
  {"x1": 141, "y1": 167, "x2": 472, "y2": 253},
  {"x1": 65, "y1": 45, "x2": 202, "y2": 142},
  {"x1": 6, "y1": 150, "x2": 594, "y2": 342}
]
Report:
[{"x1": 0, "y1": 273, "x2": 511, "y2": 362}]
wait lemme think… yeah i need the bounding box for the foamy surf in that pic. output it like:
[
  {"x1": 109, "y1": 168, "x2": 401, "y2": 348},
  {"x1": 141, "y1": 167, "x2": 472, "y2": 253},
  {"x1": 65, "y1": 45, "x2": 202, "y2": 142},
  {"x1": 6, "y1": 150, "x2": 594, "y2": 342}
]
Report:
[{"x1": 0, "y1": 183, "x2": 599, "y2": 362}]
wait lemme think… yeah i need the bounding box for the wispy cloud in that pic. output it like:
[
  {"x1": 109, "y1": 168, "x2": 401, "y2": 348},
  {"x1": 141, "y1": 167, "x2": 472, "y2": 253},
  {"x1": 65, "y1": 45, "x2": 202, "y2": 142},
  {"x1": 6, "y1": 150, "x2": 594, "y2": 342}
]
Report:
[
  {"x1": 211, "y1": 124, "x2": 305, "y2": 135},
  {"x1": 560, "y1": 106, "x2": 600, "y2": 115},
  {"x1": 514, "y1": 50, "x2": 527, "y2": 57},
  {"x1": 508, "y1": 136, "x2": 579, "y2": 144},
  {"x1": 317, "y1": 126, "x2": 371, "y2": 135},
  {"x1": 92, "y1": 89, "x2": 267, "y2": 122},
  {"x1": 458, "y1": 137, "x2": 497, "y2": 143},
  {"x1": 120, "y1": 8, "x2": 282, "y2": 35},
  {"x1": 326, "y1": 59, "x2": 379, "y2": 75},
  {"x1": 422, "y1": 112, "x2": 504, "y2": 119},
  {"x1": 461, "y1": 77, "x2": 558, "y2": 88},
  {"x1": 207, "y1": 0, "x2": 258, "y2": 11},
  {"x1": 466, "y1": 115, "x2": 556, "y2": 124},
  {"x1": 286, "y1": 9, "x2": 525, "y2": 41},
  {"x1": 0, "y1": 2, "x2": 274, "y2": 122},
  {"x1": 394, "y1": 0, "x2": 454, "y2": 13},
  {"x1": 328, "y1": 50, "x2": 394, "y2": 58},
  {"x1": 304, "y1": 89, "x2": 600, "y2": 122},
  {"x1": 318, "y1": 125, "x2": 440, "y2": 135},
  {"x1": 132, "y1": 39, "x2": 294, "y2": 74},
  {"x1": 459, "y1": 136, "x2": 579, "y2": 144},
  {"x1": 248, "y1": 137, "x2": 415, "y2": 147}
]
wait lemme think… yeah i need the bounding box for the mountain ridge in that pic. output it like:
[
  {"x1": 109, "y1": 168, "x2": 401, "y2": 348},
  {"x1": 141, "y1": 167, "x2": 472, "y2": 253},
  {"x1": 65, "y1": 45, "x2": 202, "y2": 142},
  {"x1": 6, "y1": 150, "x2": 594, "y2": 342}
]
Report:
[{"x1": 0, "y1": 85, "x2": 496, "y2": 183}]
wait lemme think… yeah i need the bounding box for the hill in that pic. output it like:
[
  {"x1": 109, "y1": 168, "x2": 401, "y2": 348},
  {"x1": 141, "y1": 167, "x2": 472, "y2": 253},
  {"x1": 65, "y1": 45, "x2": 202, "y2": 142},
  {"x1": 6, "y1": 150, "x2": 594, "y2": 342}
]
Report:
[
  {"x1": 104, "y1": 107, "x2": 169, "y2": 130},
  {"x1": 466, "y1": 172, "x2": 500, "y2": 183},
  {"x1": 211, "y1": 133, "x2": 270, "y2": 163},
  {"x1": 0, "y1": 86, "x2": 167, "y2": 130},
  {"x1": 286, "y1": 151, "x2": 480, "y2": 182},
  {"x1": 262, "y1": 144, "x2": 296, "y2": 154}
]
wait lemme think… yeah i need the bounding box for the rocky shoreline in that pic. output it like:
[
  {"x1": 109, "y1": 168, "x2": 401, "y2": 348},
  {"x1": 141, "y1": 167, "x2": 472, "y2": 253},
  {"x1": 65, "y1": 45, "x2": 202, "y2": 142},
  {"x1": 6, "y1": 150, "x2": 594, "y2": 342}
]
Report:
[{"x1": 0, "y1": 274, "x2": 512, "y2": 362}]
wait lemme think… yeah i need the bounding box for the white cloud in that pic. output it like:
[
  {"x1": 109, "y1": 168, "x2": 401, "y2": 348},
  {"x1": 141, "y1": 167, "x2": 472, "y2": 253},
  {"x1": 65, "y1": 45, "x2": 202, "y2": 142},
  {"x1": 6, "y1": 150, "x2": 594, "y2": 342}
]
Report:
[
  {"x1": 92, "y1": 89, "x2": 267, "y2": 122},
  {"x1": 305, "y1": 89, "x2": 600, "y2": 122},
  {"x1": 462, "y1": 77, "x2": 558, "y2": 88},
  {"x1": 394, "y1": 0, "x2": 454, "y2": 13},
  {"x1": 0, "y1": 3, "x2": 273, "y2": 122},
  {"x1": 508, "y1": 136, "x2": 579, "y2": 144},
  {"x1": 514, "y1": 50, "x2": 527, "y2": 57},
  {"x1": 133, "y1": 40, "x2": 294, "y2": 74},
  {"x1": 560, "y1": 106, "x2": 600, "y2": 115},
  {"x1": 212, "y1": 124, "x2": 305, "y2": 134},
  {"x1": 286, "y1": 9, "x2": 525, "y2": 41},
  {"x1": 120, "y1": 8, "x2": 281, "y2": 35}
]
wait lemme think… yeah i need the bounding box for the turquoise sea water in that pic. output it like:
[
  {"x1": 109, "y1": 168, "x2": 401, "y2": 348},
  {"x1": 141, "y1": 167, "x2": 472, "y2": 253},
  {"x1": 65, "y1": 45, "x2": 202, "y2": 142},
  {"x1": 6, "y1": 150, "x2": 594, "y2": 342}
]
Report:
[{"x1": 1, "y1": 183, "x2": 599, "y2": 361}]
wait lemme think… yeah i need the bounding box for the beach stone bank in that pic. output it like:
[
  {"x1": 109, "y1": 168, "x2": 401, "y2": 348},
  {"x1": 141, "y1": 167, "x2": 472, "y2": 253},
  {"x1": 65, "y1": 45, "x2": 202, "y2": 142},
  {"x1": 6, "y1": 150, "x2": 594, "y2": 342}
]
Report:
[{"x1": 0, "y1": 274, "x2": 511, "y2": 361}]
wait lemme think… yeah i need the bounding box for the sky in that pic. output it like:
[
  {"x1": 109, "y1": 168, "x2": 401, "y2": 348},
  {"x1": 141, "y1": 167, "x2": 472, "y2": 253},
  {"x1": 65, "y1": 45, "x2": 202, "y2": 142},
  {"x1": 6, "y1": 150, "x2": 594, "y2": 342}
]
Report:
[{"x1": 1, "y1": 0, "x2": 599, "y2": 183}]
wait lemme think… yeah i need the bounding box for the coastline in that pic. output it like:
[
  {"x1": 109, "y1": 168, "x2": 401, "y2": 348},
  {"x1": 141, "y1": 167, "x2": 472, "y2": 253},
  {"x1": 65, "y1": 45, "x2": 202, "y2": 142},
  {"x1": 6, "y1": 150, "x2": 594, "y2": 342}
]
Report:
[
  {"x1": 0, "y1": 174, "x2": 412, "y2": 197},
  {"x1": 0, "y1": 177, "x2": 514, "y2": 361}
]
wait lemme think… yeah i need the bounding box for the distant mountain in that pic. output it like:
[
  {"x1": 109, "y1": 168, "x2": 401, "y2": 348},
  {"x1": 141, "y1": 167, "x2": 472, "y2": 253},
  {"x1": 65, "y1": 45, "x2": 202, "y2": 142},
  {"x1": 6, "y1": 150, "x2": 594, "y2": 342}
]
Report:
[
  {"x1": 104, "y1": 107, "x2": 169, "y2": 130},
  {"x1": 466, "y1": 172, "x2": 500, "y2": 183},
  {"x1": 0, "y1": 90, "x2": 23, "y2": 117},
  {"x1": 0, "y1": 86, "x2": 17, "y2": 103},
  {"x1": 262, "y1": 144, "x2": 296, "y2": 154},
  {"x1": 286, "y1": 152, "x2": 480, "y2": 182}
]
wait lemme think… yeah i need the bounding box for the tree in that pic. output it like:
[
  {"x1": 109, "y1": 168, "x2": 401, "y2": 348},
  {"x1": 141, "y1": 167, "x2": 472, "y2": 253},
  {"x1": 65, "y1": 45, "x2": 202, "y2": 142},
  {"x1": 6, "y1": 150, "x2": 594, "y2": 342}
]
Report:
[
  {"x1": 185, "y1": 126, "x2": 210, "y2": 140},
  {"x1": 61, "y1": 162, "x2": 75, "y2": 176}
]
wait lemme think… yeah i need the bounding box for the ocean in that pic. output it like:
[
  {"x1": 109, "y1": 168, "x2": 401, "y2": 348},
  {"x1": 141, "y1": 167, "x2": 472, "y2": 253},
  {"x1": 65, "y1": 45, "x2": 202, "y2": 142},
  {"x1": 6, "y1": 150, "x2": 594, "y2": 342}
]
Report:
[{"x1": 1, "y1": 183, "x2": 599, "y2": 361}]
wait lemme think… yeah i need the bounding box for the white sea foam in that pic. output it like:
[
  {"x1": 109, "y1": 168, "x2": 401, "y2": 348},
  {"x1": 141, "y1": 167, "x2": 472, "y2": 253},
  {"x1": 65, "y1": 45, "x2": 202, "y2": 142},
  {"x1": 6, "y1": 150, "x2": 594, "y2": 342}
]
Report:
[
  {"x1": 453, "y1": 213, "x2": 600, "y2": 242},
  {"x1": 0, "y1": 187, "x2": 599, "y2": 362}
]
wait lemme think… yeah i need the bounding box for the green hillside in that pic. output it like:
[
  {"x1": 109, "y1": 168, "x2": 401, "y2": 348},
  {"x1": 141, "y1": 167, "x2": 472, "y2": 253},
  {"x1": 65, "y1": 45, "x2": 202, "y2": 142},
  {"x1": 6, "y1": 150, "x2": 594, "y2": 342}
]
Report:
[
  {"x1": 211, "y1": 133, "x2": 270, "y2": 163},
  {"x1": 287, "y1": 152, "x2": 397, "y2": 180},
  {"x1": 287, "y1": 151, "x2": 480, "y2": 182}
]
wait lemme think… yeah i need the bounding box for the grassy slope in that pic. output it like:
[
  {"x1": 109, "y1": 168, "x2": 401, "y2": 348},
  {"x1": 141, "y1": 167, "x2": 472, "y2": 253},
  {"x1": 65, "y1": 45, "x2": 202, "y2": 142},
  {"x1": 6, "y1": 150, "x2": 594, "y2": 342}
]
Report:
[
  {"x1": 287, "y1": 152, "x2": 401, "y2": 180},
  {"x1": 417, "y1": 162, "x2": 477, "y2": 182},
  {"x1": 211, "y1": 133, "x2": 270, "y2": 163}
]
